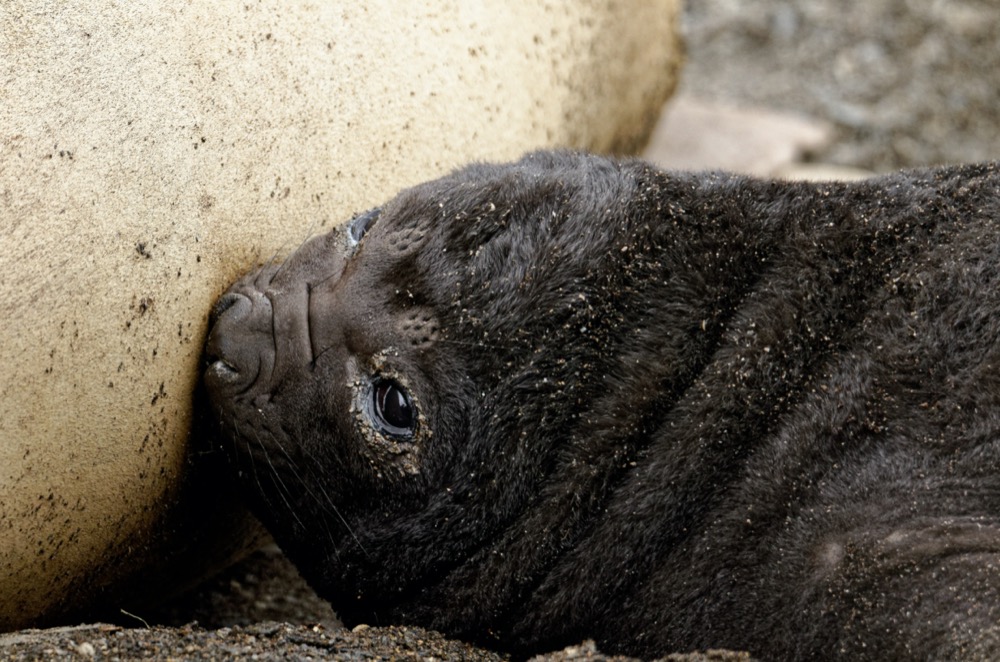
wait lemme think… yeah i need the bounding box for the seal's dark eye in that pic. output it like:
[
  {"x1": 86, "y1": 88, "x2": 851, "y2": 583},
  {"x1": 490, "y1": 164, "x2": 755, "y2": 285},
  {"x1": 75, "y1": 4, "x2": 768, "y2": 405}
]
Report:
[
  {"x1": 348, "y1": 208, "x2": 380, "y2": 246},
  {"x1": 368, "y1": 377, "x2": 416, "y2": 440}
]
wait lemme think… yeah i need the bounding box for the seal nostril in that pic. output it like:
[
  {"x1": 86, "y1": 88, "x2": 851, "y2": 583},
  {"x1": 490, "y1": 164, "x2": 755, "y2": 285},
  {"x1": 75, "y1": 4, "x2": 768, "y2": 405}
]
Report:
[
  {"x1": 205, "y1": 292, "x2": 253, "y2": 375},
  {"x1": 204, "y1": 289, "x2": 269, "y2": 397},
  {"x1": 207, "y1": 357, "x2": 241, "y2": 380},
  {"x1": 210, "y1": 292, "x2": 249, "y2": 326}
]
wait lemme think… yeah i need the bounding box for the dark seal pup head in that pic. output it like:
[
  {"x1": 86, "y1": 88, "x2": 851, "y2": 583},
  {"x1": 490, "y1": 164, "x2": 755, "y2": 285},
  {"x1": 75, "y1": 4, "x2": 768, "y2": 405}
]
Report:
[{"x1": 204, "y1": 152, "x2": 1000, "y2": 660}]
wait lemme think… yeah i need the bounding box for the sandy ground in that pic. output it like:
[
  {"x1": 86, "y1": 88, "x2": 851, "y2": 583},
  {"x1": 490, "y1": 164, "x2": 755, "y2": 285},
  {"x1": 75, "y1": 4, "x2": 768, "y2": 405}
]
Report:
[
  {"x1": 5, "y1": 1, "x2": 999, "y2": 659},
  {"x1": 0, "y1": 622, "x2": 753, "y2": 661}
]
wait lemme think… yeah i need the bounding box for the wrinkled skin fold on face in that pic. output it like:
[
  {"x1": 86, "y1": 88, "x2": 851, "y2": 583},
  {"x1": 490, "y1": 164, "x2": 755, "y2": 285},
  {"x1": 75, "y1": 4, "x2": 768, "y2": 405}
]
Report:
[{"x1": 203, "y1": 151, "x2": 1000, "y2": 660}]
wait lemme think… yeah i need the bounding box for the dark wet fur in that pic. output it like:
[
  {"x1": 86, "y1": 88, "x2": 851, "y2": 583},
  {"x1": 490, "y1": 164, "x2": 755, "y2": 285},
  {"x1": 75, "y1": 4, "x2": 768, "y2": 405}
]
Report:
[{"x1": 204, "y1": 152, "x2": 1000, "y2": 660}]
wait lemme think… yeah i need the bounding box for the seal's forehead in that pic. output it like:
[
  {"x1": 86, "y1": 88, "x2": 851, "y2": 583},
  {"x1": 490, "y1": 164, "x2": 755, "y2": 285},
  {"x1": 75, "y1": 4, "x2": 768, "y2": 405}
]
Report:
[
  {"x1": 376, "y1": 154, "x2": 640, "y2": 254},
  {"x1": 346, "y1": 153, "x2": 653, "y2": 320},
  {"x1": 383, "y1": 151, "x2": 624, "y2": 217}
]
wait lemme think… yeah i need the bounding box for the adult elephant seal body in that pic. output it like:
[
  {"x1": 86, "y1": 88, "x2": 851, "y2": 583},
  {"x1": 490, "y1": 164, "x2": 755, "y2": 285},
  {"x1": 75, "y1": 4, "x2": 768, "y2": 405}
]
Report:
[{"x1": 204, "y1": 152, "x2": 1000, "y2": 660}]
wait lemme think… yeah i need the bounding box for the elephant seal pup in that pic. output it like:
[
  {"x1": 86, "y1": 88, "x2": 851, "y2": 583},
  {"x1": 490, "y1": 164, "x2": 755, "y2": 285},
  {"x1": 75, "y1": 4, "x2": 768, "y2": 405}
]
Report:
[{"x1": 203, "y1": 151, "x2": 1000, "y2": 660}]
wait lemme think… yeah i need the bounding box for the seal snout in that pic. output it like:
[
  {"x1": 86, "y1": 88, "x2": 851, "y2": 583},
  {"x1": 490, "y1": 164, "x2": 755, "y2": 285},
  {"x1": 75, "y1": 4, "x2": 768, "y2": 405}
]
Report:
[
  {"x1": 204, "y1": 288, "x2": 272, "y2": 398},
  {"x1": 205, "y1": 293, "x2": 249, "y2": 378}
]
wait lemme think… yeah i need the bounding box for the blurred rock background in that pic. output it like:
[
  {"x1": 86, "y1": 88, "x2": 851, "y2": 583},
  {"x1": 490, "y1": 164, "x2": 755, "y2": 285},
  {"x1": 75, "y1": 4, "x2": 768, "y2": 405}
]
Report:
[{"x1": 647, "y1": 0, "x2": 1000, "y2": 177}]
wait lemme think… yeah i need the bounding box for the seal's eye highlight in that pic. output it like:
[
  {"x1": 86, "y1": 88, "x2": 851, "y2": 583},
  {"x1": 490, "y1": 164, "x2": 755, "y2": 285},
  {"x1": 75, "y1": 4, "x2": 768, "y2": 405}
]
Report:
[
  {"x1": 367, "y1": 377, "x2": 416, "y2": 440},
  {"x1": 348, "y1": 208, "x2": 380, "y2": 246}
]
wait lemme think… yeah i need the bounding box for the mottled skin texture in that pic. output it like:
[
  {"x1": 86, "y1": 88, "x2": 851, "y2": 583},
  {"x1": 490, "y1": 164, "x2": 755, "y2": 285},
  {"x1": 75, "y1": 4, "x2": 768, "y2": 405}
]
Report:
[{"x1": 204, "y1": 152, "x2": 1000, "y2": 660}]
